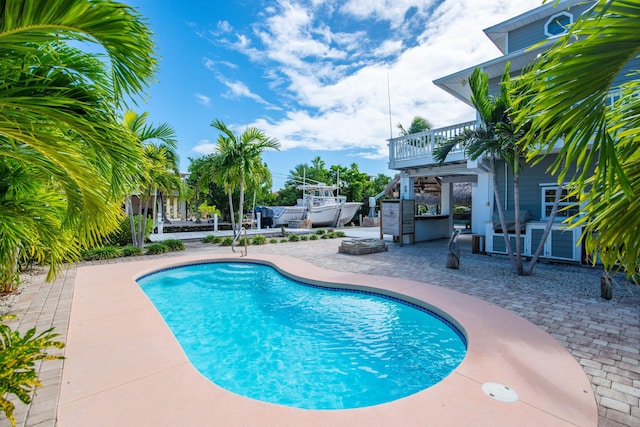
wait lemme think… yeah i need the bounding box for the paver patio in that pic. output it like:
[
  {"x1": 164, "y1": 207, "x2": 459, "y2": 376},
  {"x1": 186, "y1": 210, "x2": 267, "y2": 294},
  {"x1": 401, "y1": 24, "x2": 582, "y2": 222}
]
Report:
[{"x1": 2, "y1": 231, "x2": 638, "y2": 426}]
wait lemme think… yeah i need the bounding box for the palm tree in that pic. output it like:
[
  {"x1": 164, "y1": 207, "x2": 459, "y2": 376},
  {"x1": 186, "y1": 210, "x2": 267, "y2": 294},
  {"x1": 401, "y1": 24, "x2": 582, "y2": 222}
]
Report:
[
  {"x1": 0, "y1": 0, "x2": 156, "y2": 286},
  {"x1": 516, "y1": 0, "x2": 640, "y2": 277},
  {"x1": 210, "y1": 119, "x2": 280, "y2": 236},
  {"x1": 397, "y1": 116, "x2": 433, "y2": 136},
  {"x1": 122, "y1": 111, "x2": 179, "y2": 248},
  {"x1": 434, "y1": 65, "x2": 523, "y2": 273}
]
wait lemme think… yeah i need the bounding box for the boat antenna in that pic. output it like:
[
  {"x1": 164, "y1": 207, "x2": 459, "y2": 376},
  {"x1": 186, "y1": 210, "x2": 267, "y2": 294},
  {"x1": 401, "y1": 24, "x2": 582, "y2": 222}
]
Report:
[{"x1": 387, "y1": 72, "x2": 393, "y2": 139}]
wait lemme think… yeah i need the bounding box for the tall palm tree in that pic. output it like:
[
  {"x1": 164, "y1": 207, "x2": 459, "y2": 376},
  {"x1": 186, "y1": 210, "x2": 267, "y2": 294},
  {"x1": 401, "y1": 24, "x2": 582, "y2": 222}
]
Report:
[
  {"x1": 122, "y1": 111, "x2": 179, "y2": 248},
  {"x1": 210, "y1": 119, "x2": 279, "y2": 236},
  {"x1": 434, "y1": 65, "x2": 523, "y2": 273},
  {"x1": 517, "y1": 0, "x2": 640, "y2": 277},
  {"x1": 397, "y1": 116, "x2": 433, "y2": 136},
  {"x1": 0, "y1": 0, "x2": 156, "y2": 286}
]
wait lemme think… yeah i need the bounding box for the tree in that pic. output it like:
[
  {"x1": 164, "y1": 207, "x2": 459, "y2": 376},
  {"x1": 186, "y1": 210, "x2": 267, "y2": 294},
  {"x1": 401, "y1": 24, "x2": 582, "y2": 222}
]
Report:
[
  {"x1": 0, "y1": 0, "x2": 157, "y2": 287},
  {"x1": 122, "y1": 111, "x2": 180, "y2": 248},
  {"x1": 435, "y1": 66, "x2": 521, "y2": 272},
  {"x1": 210, "y1": 119, "x2": 280, "y2": 235},
  {"x1": 516, "y1": 0, "x2": 640, "y2": 278},
  {"x1": 397, "y1": 116, "x2": 433, "y2": 136}
]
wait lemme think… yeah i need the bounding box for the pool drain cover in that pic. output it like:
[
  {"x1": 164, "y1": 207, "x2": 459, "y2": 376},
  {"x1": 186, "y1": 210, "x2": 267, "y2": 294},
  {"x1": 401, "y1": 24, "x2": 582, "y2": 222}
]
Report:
[{"x1": 482, "y1": 382, "x2": 519, "y2": 403}]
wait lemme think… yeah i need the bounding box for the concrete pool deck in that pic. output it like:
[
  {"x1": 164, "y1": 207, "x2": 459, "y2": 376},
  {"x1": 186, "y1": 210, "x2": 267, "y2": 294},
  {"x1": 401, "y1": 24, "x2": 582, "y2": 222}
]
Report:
[
  {"x1": 2, "y1": 231, "x2": 639, "y2": 426},
  {"x1": 55, "y1": 253, "x2": 596, "y2": 426}
]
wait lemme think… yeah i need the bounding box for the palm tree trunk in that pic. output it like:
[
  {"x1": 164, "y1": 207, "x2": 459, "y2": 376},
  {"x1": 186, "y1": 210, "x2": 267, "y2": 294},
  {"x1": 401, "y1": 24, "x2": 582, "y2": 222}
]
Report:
[
  {"x1": 138, "y1": 190, "x2": 151, "y2": 249},
  {"x1": 126, "y1": 196, "x2": 137, "y2": 247},
  {"x1": 525, "y1": 184, "x2": 564, "y2": 275},
  {"x1": 513, "y1": 167, "x2": 525, "y2": 276},
  {"x1": 227, "y1": 189, "x2": 236, "y2": 237},
  {"x1": 491, "y1": 157, "x2": 517, "y2": 272},
  {"x1": 238, "y1": 177, "x2": 245, "y2": 234}
]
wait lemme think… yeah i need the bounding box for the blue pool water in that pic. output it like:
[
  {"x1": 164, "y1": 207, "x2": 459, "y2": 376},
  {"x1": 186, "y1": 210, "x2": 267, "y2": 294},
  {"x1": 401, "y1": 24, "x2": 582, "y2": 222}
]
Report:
[{"x1": 137, "y1": 262, "x2": 467, "y2": 410}]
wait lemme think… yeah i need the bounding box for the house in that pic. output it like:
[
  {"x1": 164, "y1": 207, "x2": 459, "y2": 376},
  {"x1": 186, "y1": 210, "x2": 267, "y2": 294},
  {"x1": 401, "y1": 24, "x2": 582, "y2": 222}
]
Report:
[{"x1": 386, "y1": 0, "x2": 624, "y2": 263}]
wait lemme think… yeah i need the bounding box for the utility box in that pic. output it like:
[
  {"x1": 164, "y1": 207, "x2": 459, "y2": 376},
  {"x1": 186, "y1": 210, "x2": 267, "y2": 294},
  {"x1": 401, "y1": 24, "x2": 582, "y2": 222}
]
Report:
[{"x1": 381, "y1": 199, "x2": 415, "y2": 246}]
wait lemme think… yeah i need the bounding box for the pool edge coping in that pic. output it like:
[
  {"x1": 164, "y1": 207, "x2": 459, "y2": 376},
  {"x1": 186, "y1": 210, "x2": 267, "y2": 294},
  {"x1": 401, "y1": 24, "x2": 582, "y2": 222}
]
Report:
[{"x1": 57, "y1": 253, "x2": 598, "y2": 427}]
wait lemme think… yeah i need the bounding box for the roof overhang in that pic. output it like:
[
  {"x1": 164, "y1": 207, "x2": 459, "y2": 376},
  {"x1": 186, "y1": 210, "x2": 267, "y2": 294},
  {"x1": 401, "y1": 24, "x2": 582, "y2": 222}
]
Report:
[
  {"x1": 432, "y1": 43, "x2": 548, "y2": 107},
  {"x1": 483, "y1": 0, "x2": 583, "y2": 53}
]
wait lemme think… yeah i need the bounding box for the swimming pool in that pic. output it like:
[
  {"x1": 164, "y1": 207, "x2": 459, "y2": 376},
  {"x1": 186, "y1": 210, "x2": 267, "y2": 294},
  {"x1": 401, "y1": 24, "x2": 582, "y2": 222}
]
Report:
[{"x1": 137, "y1": 262, "x2": 467, "y2": 410}]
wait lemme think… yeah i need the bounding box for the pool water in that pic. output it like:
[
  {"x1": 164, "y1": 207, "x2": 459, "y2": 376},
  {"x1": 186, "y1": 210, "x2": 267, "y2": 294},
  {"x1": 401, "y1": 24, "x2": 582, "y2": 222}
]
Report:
[{"x1": 137, "y1": 262, "x2": 467, "y2": 410}]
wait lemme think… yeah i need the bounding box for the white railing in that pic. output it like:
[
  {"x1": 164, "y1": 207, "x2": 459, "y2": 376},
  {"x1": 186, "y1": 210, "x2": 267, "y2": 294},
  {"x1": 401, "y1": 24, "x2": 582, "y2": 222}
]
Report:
[{"x1": 388, "y1": 120, "x2": 478, "y2": 168}]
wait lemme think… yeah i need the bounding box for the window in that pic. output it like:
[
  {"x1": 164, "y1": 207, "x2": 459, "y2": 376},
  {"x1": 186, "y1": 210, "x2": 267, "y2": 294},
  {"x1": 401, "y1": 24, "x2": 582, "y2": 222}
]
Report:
[
  {"x1": 540, "y1": 184, "x2": 579, "y2": 219},
  {"x1": 545, "y1": 12, "x2": 573, "y2": 37}
]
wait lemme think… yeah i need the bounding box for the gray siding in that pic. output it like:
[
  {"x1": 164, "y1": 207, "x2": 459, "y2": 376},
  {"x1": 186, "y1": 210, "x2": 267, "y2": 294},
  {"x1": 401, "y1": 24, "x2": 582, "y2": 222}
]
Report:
[
  {"x1": 613, "y1": 56, "x2": 640, "y2": 88},
  {"x1": 507, "y1": 2, "x2": 595, "y2": 53},
  {"x1": 494, "y1": 155, "x2": 589, "y2": 221},
  {"x1": 508, "y1": 20, "x2": 545, "y2": 53}
]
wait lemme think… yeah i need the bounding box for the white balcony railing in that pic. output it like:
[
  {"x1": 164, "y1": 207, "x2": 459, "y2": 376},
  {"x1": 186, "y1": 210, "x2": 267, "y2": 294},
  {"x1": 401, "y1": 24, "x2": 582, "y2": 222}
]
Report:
[{"x1": 388, "y1": 120, "x2": 478, "y2": 169}]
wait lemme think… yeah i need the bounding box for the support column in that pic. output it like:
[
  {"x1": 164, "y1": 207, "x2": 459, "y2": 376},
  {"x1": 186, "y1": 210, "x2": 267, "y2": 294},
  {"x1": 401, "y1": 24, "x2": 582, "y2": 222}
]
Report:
[
  {"x1": 441, "y1": 182, "x2": 453, "y2": 233},
  {"x1": 400, "y1": 173, "x2": 414, "y2": 201}
]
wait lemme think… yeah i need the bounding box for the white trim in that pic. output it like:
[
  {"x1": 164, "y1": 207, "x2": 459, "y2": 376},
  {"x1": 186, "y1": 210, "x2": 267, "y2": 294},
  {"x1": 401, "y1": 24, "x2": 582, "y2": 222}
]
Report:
[{"x1": 544, "y1": 11, "x2": 573, "y2": 38}]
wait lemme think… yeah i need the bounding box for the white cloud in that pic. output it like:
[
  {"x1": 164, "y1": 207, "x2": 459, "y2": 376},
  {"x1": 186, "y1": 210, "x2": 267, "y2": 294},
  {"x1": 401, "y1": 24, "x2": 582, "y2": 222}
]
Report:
[
  {"x1": 206, "y1": 0, "x2": 543, "y2": 159},
  {"x1": 194, "y1": 93, "x2": 211, "y2": 106},
  {"x1": 192, "y1": 139, "x2": 216, "y2": 155}
]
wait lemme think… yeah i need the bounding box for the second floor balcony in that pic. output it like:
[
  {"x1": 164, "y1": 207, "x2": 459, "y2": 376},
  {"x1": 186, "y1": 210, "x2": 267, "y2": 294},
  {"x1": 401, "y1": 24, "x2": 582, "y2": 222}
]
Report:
[{"x1": 388, "y1": 120, "x2": 478, "y2": 170}]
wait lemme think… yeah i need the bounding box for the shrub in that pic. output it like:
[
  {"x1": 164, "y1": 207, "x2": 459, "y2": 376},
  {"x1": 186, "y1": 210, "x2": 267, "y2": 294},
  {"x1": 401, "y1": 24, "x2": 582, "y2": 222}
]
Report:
[
  {"x1": 309, "y1": 234, "x2": 318, "y2": 240},
  {"x1": 237, "y1": 237, "x2": 251, "y2": 246},
  {"x1": 300, "y1": 235, "x2": 309, "y2": 241},
  {"x1": 221, "y1": 237, "x2": 234, "y2": 246},
  {"x1": 315, "y1": 229, "x2": 326, "y2": 235},
  {"x1": 269, "y1": 238, "x2": 278, "y2": 244},
  {"x1": 327, "y1": 232, "x2": 337, "y2": 239},
  {"x1": 82, "y1": 246, "x2": 122, "y2": 260},
  {"x1": 335, "y1": 231, "x2": 346, "y2": 237},
  {"x1": 145, "y1": 243, "x2": 169, "y2": 255},
  {"x1": 280, "y1": 239, "x2": 288, "y2": 243},
  {"x1": 164, "y1": 239, "x2": 185, "y2": 251},
  {"x1": 252, "y1": 235, "x2": 266, "y2": 245},
  {"x1": 121, "y1": 245, "x2": 143, "y2": 257},
  {"x1": 0, "y1": 315, "x2": 64, "y2": 427},
  {"x1": 288, "y1": 234, "x2": 300, "y2": 242},
  {"x1": 203, "y1": 235, "x2": 221, "y2": 244},
  {"x1": 321, "y1": 233, "x2": 329, "y2": 239}
]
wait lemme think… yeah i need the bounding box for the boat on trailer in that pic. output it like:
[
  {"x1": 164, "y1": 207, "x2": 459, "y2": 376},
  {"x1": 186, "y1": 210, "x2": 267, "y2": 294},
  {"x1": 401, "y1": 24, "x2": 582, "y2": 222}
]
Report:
[{"x1": 270, "y1": 184, "x2": 362, "y2": 228}]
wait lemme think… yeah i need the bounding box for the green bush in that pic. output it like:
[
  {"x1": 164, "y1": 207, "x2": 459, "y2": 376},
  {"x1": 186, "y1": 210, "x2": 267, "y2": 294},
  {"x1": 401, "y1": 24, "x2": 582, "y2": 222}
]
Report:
[
  {"x1": 0, "y1": 315, "x2": 64, "y2": 427},
  {"x1": 145, "y1": 243, "x2": 169, "y2": 255},
  {"x1": 321, "y1": 233, "x2": 329, "y2": 239},
  {"x1": 288, "y1": 234, "x2": 300, "y2": 242},
  {"x1": 164, "y1": 239, "x2": 185, "y2": 251},
  {"x1": 315, "y1": 229, "x2": 326, "y2": 235},
  {"x1": 203, "y1": 235, "x2": 221, "y2": 244},
  {"x1": 221, "y1": 237, "x2": 234, "y2": 246},
  {"x1": 300, "y1": 235, "x2": 309, "y2": 241},
  {"x1": 309, "y1": 234, "x2": 318, "y2": 240},
  {"x1": 237, "y1": 237, "x2": 250, "y2": 246},
  {"x1": 121, "y1": 245, "x2": 142, "y2": 257},
  {"x1": 335, "y1": 231, "x2": 346, "y2": 237},
  {"x1": 280, "y1": 239, "x2": 288, "y2": 243},
  {"x1": 252, "y1": 235, "x2": 266, "y2": 245},
  {"x1": 269, "y1": 238, "x2": 278, "y2": 244},
  {"x1": 327, "y1": 232, "x2": 337, "y2": 239},
  {"x1": 82, "y1": 246, "x2": 122, "y2": 260}
]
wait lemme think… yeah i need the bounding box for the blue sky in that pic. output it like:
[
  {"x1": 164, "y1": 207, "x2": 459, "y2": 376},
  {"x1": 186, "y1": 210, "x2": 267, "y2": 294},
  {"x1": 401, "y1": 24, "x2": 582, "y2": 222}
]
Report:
[{"x1": 127, "y1": 0, "x2": 542, "y2": 190}]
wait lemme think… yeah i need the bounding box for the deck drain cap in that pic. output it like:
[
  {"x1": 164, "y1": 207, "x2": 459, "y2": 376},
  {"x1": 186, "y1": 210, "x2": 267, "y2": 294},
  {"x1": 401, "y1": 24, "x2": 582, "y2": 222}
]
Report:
[{"x1": 482, "y1": 382, "x2": 519, "y2": 403}]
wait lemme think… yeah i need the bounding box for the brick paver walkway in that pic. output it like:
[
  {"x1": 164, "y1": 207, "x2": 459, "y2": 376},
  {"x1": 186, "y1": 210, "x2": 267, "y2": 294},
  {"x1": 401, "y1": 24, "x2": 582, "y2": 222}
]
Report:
[{"x1": 2, "y1": 234, "x2": 639, "y2": 426}]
